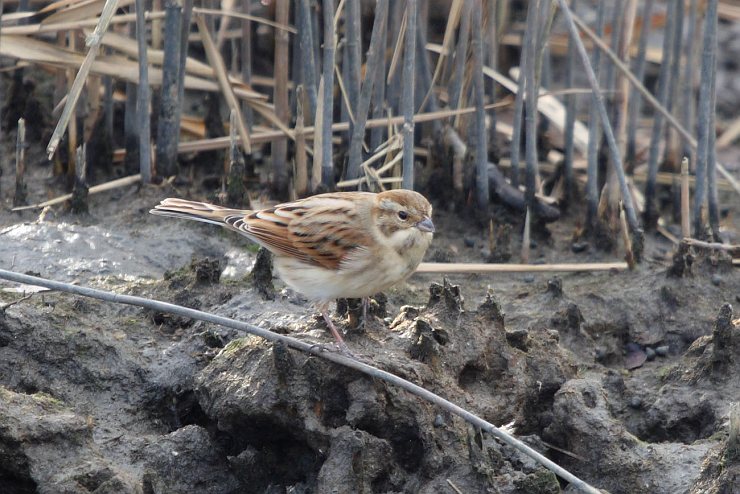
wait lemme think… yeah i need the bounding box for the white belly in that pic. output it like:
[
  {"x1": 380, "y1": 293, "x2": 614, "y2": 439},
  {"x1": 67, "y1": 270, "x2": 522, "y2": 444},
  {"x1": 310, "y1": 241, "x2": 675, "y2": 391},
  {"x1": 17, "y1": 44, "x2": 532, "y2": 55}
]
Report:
[{"x1": 273, "y1": 249, "x2": 420, "y2": 302}]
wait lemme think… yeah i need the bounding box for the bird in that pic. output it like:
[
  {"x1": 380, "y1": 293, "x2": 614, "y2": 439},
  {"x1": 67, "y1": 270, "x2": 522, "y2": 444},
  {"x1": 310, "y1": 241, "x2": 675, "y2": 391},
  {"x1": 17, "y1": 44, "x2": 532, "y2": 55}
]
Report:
[{"x1": 150, "y1": 190, "x2": 435, "y2": 354}]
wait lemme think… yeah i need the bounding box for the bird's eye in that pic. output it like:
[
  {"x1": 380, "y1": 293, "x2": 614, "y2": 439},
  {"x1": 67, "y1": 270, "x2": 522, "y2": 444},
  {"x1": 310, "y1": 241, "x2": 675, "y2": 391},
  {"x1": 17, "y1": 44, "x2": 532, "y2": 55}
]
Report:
[{"x1": 397, "y1": 210, "x2": 409, "y2": 220}]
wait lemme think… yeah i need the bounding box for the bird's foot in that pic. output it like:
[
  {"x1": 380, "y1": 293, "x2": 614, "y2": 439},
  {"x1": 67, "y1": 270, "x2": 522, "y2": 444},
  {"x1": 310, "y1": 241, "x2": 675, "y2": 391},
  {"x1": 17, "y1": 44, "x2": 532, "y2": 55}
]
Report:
[
  {"x1": 308, "y1": 340, "x2": 357, "y2": 359},
  {"x1": 320, "y1": 310, "x2": 358, "y2": 359}
]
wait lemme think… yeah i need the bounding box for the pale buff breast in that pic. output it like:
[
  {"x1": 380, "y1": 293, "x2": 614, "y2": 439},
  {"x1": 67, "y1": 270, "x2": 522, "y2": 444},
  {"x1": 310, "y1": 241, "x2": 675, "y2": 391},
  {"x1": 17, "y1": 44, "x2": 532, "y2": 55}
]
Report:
[{"x1": 273, "y1": 230, "x2": 432, "y2": 302}]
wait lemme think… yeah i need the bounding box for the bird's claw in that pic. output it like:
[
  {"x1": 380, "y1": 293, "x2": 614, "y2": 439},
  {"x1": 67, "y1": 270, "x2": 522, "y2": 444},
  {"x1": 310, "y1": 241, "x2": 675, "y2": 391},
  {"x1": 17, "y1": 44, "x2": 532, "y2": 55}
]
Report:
[{"x1": 308, "y1": 341, "x2": 357, "y2": 359}]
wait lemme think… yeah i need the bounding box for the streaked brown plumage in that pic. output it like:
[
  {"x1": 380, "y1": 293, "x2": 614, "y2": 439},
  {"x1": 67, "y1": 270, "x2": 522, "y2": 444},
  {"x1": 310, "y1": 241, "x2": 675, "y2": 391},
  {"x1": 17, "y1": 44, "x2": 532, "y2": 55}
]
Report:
[{"x1": 150, "y1": 190, "x2": 434, "y2": 353}]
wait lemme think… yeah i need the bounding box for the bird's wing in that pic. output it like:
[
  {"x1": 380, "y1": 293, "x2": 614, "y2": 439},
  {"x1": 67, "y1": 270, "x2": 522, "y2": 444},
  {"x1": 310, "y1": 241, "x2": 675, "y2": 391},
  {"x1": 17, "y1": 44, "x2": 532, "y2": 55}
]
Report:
[{"x1": 225, "y1": 194, "x2": 374, "y2": 270}]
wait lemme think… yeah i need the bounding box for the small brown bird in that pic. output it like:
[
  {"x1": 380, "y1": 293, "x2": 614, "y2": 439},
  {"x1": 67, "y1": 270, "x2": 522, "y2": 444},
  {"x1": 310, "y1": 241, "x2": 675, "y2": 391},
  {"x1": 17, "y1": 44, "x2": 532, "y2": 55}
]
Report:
[{"x1": 150, "y1": 190, "x2": 435, "y2": 353}]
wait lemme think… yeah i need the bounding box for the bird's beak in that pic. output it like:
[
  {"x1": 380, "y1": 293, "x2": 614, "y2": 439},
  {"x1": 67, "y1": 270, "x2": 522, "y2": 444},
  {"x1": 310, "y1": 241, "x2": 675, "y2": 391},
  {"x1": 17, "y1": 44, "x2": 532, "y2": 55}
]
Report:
[{"x1": 416, "y1": 217, "x2": 435, "y2": 233}]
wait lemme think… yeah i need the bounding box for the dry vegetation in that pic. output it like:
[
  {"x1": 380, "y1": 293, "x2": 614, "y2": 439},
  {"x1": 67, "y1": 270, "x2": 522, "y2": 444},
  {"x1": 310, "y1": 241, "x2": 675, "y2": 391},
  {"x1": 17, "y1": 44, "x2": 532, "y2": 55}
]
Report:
[
  {"x1": 0, "y1": 0, "x2": 736, "y2": 253},
  {"x1": 1, "y1": 1, "x2": 739, "y2": 493}
]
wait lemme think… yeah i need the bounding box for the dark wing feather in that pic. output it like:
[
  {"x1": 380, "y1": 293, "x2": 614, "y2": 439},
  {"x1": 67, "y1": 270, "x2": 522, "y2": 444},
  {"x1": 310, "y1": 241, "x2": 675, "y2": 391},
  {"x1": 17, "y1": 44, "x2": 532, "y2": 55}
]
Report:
[
  {"x1": 153, "y1": 194, "x2": 376, "y2": 271},
  {"x1": 230, "y1": 194, "x2": 374, "y2": 270}
]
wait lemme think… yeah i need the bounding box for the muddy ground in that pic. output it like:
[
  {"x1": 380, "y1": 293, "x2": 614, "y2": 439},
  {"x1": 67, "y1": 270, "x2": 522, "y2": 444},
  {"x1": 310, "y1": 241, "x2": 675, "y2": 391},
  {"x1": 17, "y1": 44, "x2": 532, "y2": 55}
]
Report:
[{"x1": 0, "y1": 132, "x2": 738, "y2": 494}]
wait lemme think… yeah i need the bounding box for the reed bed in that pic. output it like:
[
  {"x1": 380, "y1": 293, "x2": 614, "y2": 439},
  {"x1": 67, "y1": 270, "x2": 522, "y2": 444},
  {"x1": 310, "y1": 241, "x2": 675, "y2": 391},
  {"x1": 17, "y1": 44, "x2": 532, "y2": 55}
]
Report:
[{"x1": 0, "y1": 0, "x2": 736, "y2": 257}]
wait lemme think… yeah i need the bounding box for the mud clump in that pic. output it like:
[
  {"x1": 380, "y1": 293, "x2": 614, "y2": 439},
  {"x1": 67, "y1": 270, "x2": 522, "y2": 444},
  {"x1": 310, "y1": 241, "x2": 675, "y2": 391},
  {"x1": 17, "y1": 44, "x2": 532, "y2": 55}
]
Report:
[
  {"x1": 139, "y1": 425, "x2": 239, "y2": 494},
  {"x1": 543, "y1": 378, "x2": 713, "y2": 494},
  {"x1": 185, "y1": 280, "x2": 588, "y2": 492},
  {"x1": 149, "y1": 257, "x2": 225, "y2": 330},
  {"x1": 0, "y1": 387, "x2": 136, "y2": 493},
  {"x1": 249, "y1": 247, "x2": 275, "y2": 300}
]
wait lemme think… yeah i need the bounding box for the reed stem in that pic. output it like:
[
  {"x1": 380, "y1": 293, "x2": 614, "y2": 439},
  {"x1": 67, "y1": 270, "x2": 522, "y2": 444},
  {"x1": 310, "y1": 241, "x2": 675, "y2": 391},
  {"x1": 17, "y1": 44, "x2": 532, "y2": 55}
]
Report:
[
  {"x1": 471, "y1": 0, "x2": 489, "y2": 208},
  {"x1": 401, "y1": 0, "x2": 417, "y2": 190},
  {"x1": 320, "y1": 0, "x2": 337, "y2": 187},
  {"x1": 346, "y1": 0, "x2": 389, "y2": 180},
  {"x1": 694, "y1": 0, "x2": 718, "y2": 237},
  {"x1": 135, "y1": 0, "x2": 151, "y2": 184}
]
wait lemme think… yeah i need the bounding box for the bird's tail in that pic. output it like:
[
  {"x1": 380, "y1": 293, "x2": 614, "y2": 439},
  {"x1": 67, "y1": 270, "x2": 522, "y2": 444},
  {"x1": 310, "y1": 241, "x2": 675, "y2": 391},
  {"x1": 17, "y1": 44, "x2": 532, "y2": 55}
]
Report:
[{"x1": 149, "y1": 198, "x2": 250, "y2": 227}]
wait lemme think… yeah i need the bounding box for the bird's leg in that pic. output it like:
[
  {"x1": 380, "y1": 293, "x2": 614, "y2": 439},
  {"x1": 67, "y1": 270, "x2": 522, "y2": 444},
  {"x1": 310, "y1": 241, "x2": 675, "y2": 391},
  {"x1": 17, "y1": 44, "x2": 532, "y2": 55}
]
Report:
[
  {"x1": 361, "y1": 297, "x2": 370, "y2": 328},
  {"x1": 319, "y1": 307, "x2": 355, "y2": 358}
]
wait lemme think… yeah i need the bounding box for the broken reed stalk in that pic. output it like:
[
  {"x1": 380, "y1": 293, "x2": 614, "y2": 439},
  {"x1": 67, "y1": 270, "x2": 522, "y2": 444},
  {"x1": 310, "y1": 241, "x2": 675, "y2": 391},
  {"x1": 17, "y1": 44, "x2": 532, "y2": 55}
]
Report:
[
  {"x1": 369, "y1": 14, "x2": 387, "y2": 154},
  {"x1": 338, "y1": 36, "x2": 351, "y2": 132},
  {"x1": 523, "y1": 0, "x2": 539, "y2": 217},
  {"x1": 535, "y1": 0, "x2": 556, "y2": 84},
  {"x1": 124, "y1": 81, "x2": 139, "y2": 175},
  {"x1": 443, "y1": 126, "x2": 467, "y2": 194},
  {"x1": 155, "y1": 0, "x2": 184, "y2": 177},
  {"x1": 619, "y1": 203, "x2": 635, "y2": 268},
  {"x1": 611, "y1": 0, "x2": 639, "y2": 227},
  {"x1": 662, "y1": 0, "x2": 685, "y2": 167},
  {"x1": 12, "y1": 174, "x2": 142, "y2": 212},
  {"x1": 82, "y1": 71, "x2": 101, "y2": 143},
  {"x1": 644, "y1": 0, "x2": 678, "y2": 228},
  {"x1": 447, "y1": 0, "x2": 471, "y2": 116},
  {"x1": 715, "y1": 119, "x2": 740, "y2": 150},
  {"x1": 289, "y1": 9, "x2": 301, "y2": 116},
  {"x1": 226, "y1": 110, "x2": 248, "y2": 207},
  {"x1": 508, "y1": 3, "x2": 529, "y2": 189},
  {"x1": 345, "y1": 0, "x2": 361, "y2": 131},
  {"x1": 228, "y1": 108, "x2": 238, "y2": 174},
  {"x1": 536, "y1": 16, "x2": 553, "y2": 140},
  {"x1": 0, "y1": 0, "x2": 4, "y2": 193},
  {"x1": 385, "y1": 0, "x2": 405, "y2": 112},
  {"x1": 417, "y1": 0, "x2": 462, "y2": 112},
  {"x1": 562, "y1": 0, "x2": 578, "y2": 205},
  {"x1": 297, "y1": 0, "x2": 318, "y2": 122},
  {"x1": 521, "y1": 207, "x2": 531, "y2": 264},
  {"x1": 13, "y1": 118, "x2": 27, "y2": 207},
  {"x1": 471, "y1": 0, "x2": 489, "y2": 209},
  {"x1": 681, "y1": 0, "x2": 699, "y2": 162},
  {"x1": 151, "y1": 0, "x2": 162, "y2": 48},
  {"x1": 681, "y1": 238, "x2": 740, "y2": 256},
  {"x1": 707, "y1": 47, "x2": 720, "y2": 241},
  {"x1": 135, "y1": 0, "x2": 151, "y2": 184},
  {"x1": 195, "y1": 15, "x2": 251, "y2": 154},
  {"x1": 294, "y1": 86, "x2": 308, "y2": 197},
  {"x1": 585, "y1": 2, "x2": 606, "y2": 228},
  {"x1": 446, "y1": 479, "x2": 465, "y2": 494},
  {"x1": 626, "y1": 0, "x2": 655, "y2": 165},
  {"x1": 312, "y1": 79, "x2": 325, "y2": 191},
  {"x1": 485, "y1": 0, "x2": 498, "y2": 146},
  {"x1": 319, "y1": 0, "x2": 337, "y2": 187},
  {"x1": 0, "y1": 268, "x2": 603, "y2": 494},
  {"x1": 603, "y1": 2, "x2": 622, "y2": 103},
  {"x1": 555, "y1": 0, "x2": 641, "y2": 236},
  {"x1": 335, "y1": 59, "x2": 356, "y2": 128},
  {"x1": 70, "y1": 144, "x2": 88, "y2": 214},
  {"x1": 417, "y1": 262, "x2": 629, "y2": 273},
  {"x1": 681, "y1": 157, "x2": 690, "y2": 238},
  {"x1": 240, "y1": 0, "x2": 254, "y2": 129},
  {"x1": 310, "y1": 1, "x2": 321, "y2": 76},
  {"x1": 272, "y1": 0, "x2": 290, "y2": 196},
  {"x1": 346, "y1": 0, "x2": 389, "y2": 180},
  {"x1": 46, "y1": 0, "x2": 119, "y2": 160},
  {"x1": 66, "y1": 32, "x2": 79, "y2": 177},
  {"x1": 178, "y1": 2, "x2": 194, "y2": 116},
  {"x1": 694, "y1": 0, "x2": 718, "y2": 238},
  {"x1": 400, "y1": 0, "x2": 417, "y2": 190}
]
